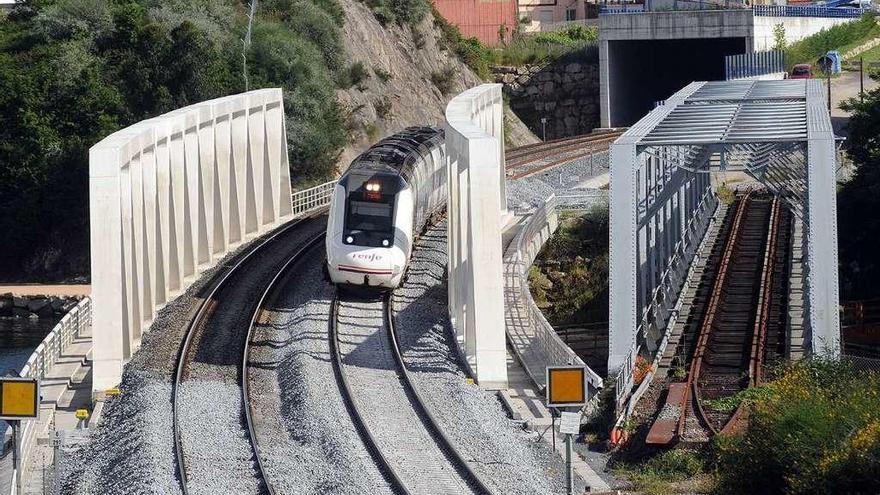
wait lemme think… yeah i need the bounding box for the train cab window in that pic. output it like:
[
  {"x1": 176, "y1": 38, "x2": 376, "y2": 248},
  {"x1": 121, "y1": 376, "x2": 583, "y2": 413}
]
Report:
[{"x1": 343, "y1": 173, "x2": 399, "y2": 247}]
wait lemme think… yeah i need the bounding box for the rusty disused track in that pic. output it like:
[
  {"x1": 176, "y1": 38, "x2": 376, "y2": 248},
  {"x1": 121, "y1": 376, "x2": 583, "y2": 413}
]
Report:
[
  {"x1": 648, "y1": 192, "x2": 791, "y2": 444},
  {"x1": 684, "y1": 193, "x2": 788, "y2": 438}
]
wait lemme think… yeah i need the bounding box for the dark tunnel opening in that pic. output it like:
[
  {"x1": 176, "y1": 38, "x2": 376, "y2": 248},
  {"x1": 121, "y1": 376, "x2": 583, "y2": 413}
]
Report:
[{"x1": 607, "y1": 37, "x2": 747, "y2": 126}]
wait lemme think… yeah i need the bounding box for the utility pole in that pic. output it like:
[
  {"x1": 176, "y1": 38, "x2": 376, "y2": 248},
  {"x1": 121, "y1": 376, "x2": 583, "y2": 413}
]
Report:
[
  {"x1": 242, "y1": 0, "x2": 258, "y2": 92},
  {"x1": 860, "y1": 56, "x2": 865, "y2": 103}
]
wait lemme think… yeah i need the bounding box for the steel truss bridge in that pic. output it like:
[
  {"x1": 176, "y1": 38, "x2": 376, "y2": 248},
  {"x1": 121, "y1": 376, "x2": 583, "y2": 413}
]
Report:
[{"x1": 608, "y1": 79, "x2": 840, "y2": 401}]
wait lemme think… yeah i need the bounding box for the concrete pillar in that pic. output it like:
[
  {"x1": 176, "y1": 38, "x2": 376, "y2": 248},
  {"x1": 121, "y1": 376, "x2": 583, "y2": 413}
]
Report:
[
  {"x1": 608, "y1": 142, "x2": 638, "y2": 375},
  {"x1": 445, "y1": 84, "x2": 508, "y2": 389}
]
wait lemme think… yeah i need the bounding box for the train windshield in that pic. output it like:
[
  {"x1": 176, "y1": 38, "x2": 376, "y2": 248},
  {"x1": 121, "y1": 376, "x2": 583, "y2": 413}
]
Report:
[{"x1": 343, "y1": 173, "x2": 399, "y2": 246}]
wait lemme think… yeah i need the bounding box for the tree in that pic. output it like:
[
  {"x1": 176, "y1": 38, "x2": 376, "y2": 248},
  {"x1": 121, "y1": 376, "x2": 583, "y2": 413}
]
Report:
[{"x1": 772, "y1": 23, "x2": 786, "y2": 51}]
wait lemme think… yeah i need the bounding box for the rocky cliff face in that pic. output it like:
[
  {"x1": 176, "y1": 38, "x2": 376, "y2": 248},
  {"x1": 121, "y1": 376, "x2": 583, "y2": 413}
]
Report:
[
  {"x1": 334, "y1": 0, "x2": 538, "y2": 169},
  {"x1": 493, "y1": 58, "x2": 601, "y2": 140}
]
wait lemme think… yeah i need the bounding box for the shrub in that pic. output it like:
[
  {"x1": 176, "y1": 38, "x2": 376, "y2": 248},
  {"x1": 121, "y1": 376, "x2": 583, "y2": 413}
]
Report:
[
  {"x1": 430, "y1": 65, "x2": 456, "y2": 95},
  {"x1": 362, "y1": 0, "x2": 428, "y2": 28},
  {"x1": 364, "y1": 122, "x2": 380, "y2": 141},
  {"x1": 373, "y1": 96, "x2": 392, "y2": 119},
  {"x1": 713, "y1": 359, "x2": 880, "y2": 494},
  {"x1": 374, "y1": 66, "x2": 392, "y2": 82},
  {"x1": 339, "y1": 61, "x2": 370, "y2": 88}
]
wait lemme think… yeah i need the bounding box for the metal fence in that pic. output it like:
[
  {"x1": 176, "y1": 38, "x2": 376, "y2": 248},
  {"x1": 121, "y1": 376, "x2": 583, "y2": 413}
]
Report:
[
  {"x1": 514, "y1": 195, "x2": 604, "y2": 391},
  {"x1": 290, "y1": 180, "x2": 337, "y2": 218},
  {"x1": 845, "y1": 354, "x2": 880, "y2": 372},
  {"x1": 753, "y1": 4, "x2": 869, "y2": 17},
  {"x1": 8, "y1": 297, "x2": 92, "y2": 495},
  {"x1": 726, "y1": 50, "x2": 785, "y2": 80}
]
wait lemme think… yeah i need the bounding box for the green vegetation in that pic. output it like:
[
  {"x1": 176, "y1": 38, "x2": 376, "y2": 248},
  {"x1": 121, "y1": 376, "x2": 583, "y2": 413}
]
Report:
[
  {"x1": 713, "y1": 359, "x2": 880, "y2": 494},
  {"x1": 360, "y1": 0, "x2": 428, "y2": 28},
  {"x1": 700, "y1": 386, "x2": 771, "y2": 413},
  {"x1": 618, "y1": 449, "x2": 709, "y2": 495},
  {"x1": 373, "y1": 95, "x2": 391, "y2": 119},
  {"x1": 433, "y1": 10, "x2": 598, "y2": 79},
  {"x1": 340, "y1": 61, "x2": 370, "y2": 89},
  {"x1": 374, "y1": 66, "x2": 392, "y2": 82},
  {"x1": 528, "y1": 206, "x2": 608, "y2": 325},
  {"x1": 785, "y1": 14, "x2": 879, "y2": 68},
  {"x1": 838, "y1": 75, "x2": 880, "y2": 299},
  {"x1": 0, "y1": 0, "x2": 350, "y2": 280},
  {"x1": 716, "y1": 182, "x2": 735, "y2": 205},
  {"x1": 772, "y1": 23, "x2": 786, "y2": 51},
  {"x1": 430, "y1": 65, "x2": 456, "y2": 95}
]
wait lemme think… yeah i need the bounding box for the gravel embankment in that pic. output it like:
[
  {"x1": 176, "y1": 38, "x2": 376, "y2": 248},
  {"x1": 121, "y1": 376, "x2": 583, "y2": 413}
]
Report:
[
  {"x1": 393, "y1": 222, "x2": 583, "y2": 495},
  {"x1": 60, "y1": 217, "x2": 327, "y2": 495},
  {"x1": 249, "y1": 245, "x2": 393, "y2": 495},
  {"x1": 507, "y1": 151, "x2": 609, "y2": 212}
]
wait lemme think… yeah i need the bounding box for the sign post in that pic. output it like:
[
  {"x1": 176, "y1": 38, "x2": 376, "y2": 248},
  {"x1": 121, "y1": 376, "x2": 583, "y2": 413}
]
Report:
[
  {"x1": 1, "y1": 376, "x2": 41, "y2": 494},
  {"x1": 546, "y1": 366, "x2": 588, "y2": 495}
]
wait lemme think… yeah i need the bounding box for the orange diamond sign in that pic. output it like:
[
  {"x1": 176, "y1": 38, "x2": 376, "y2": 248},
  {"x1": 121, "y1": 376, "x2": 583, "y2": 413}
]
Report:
[
  {"x1": 0, "y1": 378, "x2": 39, "y2": 420},
  {"x1": 546, "y1": 366, "x2": 587, "y2": 408}
]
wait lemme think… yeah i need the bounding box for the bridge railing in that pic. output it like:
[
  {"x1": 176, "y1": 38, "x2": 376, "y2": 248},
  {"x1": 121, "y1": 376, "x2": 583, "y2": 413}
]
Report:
[
  {"x1": 291, "y1": 180, "x2": 337, "y2": 218},
  {"x1": 726, "y1": 50, "x2": 785, "y2": 80},
  {"x1": 753, "y1": 4, "x2": 869, "y2": 17},
  {"x1": 6, "y1": 297, "x2": 92, "y2": 495}
]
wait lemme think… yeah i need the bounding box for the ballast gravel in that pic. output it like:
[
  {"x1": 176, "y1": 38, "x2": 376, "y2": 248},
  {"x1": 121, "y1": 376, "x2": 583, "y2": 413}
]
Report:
[
  {"x1": 59, "y1": 217, "x2": 327, "y2": 495},
  {"x1": 392, "y1": 222, "x2": 582, "y2": 495},
  {"x1": 249, "y1": 244, "x2": 393, "y2": 495},
  {"x1": 507, "y1": 151, "x2": 609, "y2": 212}
]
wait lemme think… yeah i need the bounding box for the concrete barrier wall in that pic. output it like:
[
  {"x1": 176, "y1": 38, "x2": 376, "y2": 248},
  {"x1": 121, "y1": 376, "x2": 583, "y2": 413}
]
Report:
[
  {"x1": 89, "y1": 88, "x2": 293, "y2": 392},
  {"x1": 754, "y1": 16, "x2": 857, "y2": 51},
  {"x1": 445, "y1": 84, "x2": 508, "y2": 389}
]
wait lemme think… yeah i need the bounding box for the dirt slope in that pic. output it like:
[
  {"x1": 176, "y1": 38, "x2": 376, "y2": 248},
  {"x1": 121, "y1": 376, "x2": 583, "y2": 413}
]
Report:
[{"x1": 335, "y1": 0, "x2": 538, "y2": 168}]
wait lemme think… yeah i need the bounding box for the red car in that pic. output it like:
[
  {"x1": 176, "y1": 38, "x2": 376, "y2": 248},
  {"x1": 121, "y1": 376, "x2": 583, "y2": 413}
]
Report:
[{"x1": 789, "y1": 64, "x2": 814, "y2": 79}]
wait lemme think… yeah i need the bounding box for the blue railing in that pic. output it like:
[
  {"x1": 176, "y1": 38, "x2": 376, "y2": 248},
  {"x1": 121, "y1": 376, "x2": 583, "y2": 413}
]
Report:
[
  {"x1": 725, "y1": 50, "x2": 785, "y2": 80},
  {"x1": 752, "y1": 4, "x2": 869, "y2": 17}
]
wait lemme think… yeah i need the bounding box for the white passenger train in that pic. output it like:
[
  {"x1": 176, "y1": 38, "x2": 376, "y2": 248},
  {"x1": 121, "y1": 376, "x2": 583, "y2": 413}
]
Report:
[{"x1": 326, "y1": 127, "x2": 446, "y2": 288}]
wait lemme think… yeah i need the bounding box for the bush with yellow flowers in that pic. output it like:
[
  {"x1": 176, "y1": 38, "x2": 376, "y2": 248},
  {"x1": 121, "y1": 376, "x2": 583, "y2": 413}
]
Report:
[{"x1": 713, "y1": 359, "x2": 880, "y2": 494}]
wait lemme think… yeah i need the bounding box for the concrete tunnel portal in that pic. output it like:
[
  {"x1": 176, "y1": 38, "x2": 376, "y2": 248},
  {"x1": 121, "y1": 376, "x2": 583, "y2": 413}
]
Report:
[
  {"x1": 599, "y1": 9, "x2": 755, "y2": 127},
  {"x1": 606, "y1": 37, "x2": 748, "y2": 127}
]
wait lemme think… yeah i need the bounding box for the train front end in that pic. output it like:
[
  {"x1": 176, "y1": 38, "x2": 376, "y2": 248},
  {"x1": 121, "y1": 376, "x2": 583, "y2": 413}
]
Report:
[{"x1": 326, "y1": 172, "x2": 411, "y2": 289}]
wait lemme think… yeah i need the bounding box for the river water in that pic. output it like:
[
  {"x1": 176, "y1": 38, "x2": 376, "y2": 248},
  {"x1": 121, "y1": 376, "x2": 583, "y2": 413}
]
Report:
[{"x1": 0, "y1": 317, "x2": 58, "y2": 374}]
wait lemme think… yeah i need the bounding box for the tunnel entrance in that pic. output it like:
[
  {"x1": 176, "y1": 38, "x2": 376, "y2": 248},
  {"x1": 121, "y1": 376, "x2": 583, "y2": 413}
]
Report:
[{"x1": 606, "y1": 37, "x2": 747, "y2": 127}]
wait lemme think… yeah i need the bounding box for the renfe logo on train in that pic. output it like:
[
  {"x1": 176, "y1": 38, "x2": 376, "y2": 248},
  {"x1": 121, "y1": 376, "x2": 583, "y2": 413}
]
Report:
[{"x1": 350, "y1": 252, "x2": 385, "y2": 263}]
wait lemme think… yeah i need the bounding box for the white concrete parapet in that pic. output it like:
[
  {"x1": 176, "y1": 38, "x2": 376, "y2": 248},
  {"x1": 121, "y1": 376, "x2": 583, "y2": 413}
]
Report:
[
  {"x1": 89, "y1": 89, "x2": 293, "y2": 392},
  {"x1": 445, "y1": 84, "x2": 508, "y2": 389}
]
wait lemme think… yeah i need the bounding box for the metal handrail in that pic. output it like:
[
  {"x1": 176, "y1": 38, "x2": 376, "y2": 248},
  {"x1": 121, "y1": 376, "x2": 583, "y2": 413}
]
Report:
[
  {"x1": 291, "y1": 180, "x2": 337, "y2": 218},
  {"x1": 8, "y1": 297, "x2": 92, "y2": 495},
  {"x1": 512, "y1": 195, "x2": 604, "y2": 390}
]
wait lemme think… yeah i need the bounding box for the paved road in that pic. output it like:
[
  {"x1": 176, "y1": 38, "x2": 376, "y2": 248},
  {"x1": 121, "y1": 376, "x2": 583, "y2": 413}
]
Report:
[{"x1": 830, "y1": 70, "x2": 879, "y2": 138}]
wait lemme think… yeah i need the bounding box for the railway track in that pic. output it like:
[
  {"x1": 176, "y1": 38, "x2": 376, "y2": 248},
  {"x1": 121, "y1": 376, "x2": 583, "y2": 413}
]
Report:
[
  {"x1": 171, "y1": 217, "x2": 325, "y2": 495},
  {"x1": 648, "y1": 192, "x2": 790, "y2": 444},
  {"x1": 329, "y1": 294, "x2": 495, "y2": 495},
  {"x1": 505, "y1": 130, "x2": 623, "y2": 180}
]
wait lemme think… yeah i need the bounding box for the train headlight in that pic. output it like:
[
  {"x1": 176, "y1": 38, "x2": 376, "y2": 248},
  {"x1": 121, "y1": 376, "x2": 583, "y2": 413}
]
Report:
[
  {"x1": 382, "y1": 239, "x2": 390, "y2": 247},
  {"x1": 345, "y1": 236, "x2": 354, "y2": 244}
]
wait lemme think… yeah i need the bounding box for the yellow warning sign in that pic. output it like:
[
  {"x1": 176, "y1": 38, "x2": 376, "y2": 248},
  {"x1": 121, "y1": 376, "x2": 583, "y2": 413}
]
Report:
[
  {"x1": 0, "y1": 378, "x2": 39, "y2": 420},
  {"x1": 546, "y1": 366, "x2": 586, "y2": 407}
]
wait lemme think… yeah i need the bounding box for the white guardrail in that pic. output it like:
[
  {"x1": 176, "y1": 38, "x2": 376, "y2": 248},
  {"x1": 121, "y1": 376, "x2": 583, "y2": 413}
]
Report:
[
  {"x1": 6, "y1": 297, "x2": 92, "y2": 495},
  {"x1": 291, "y1": 180, "x2": 337, "y2": 217},
  {"x1": 512, "y1": 195, "x2": 603, "y2": 392}
]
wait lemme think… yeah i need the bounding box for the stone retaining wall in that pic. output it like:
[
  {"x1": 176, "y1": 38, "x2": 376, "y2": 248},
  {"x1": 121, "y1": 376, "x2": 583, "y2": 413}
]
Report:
[{"x1": 492, "y1": 58, "x2": 600, "y2": 140}]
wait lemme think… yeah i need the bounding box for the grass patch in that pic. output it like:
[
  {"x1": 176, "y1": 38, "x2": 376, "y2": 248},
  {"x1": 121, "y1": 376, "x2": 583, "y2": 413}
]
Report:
[
  {"x1": 785, "y1": 14, "x2": 880, "y2": 68},
  {"x1": 618, "y1": 449, "x2": 708, "y2": 495},
  {"x1": 716, "y1": 182, "x2": 735, "y2": 205},
  {"x1": 701, "y1": 386, "x2": 772, "y2": 413}
]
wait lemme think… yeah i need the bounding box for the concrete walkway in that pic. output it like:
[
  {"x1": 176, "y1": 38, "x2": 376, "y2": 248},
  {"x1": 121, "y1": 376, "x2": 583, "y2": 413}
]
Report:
[
  {"x1": 2, "y1": 326, "x2": 94, "y2": 495},
  {"x1": 499, "y1": 213, "x2": 612, "y2": 493}
]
